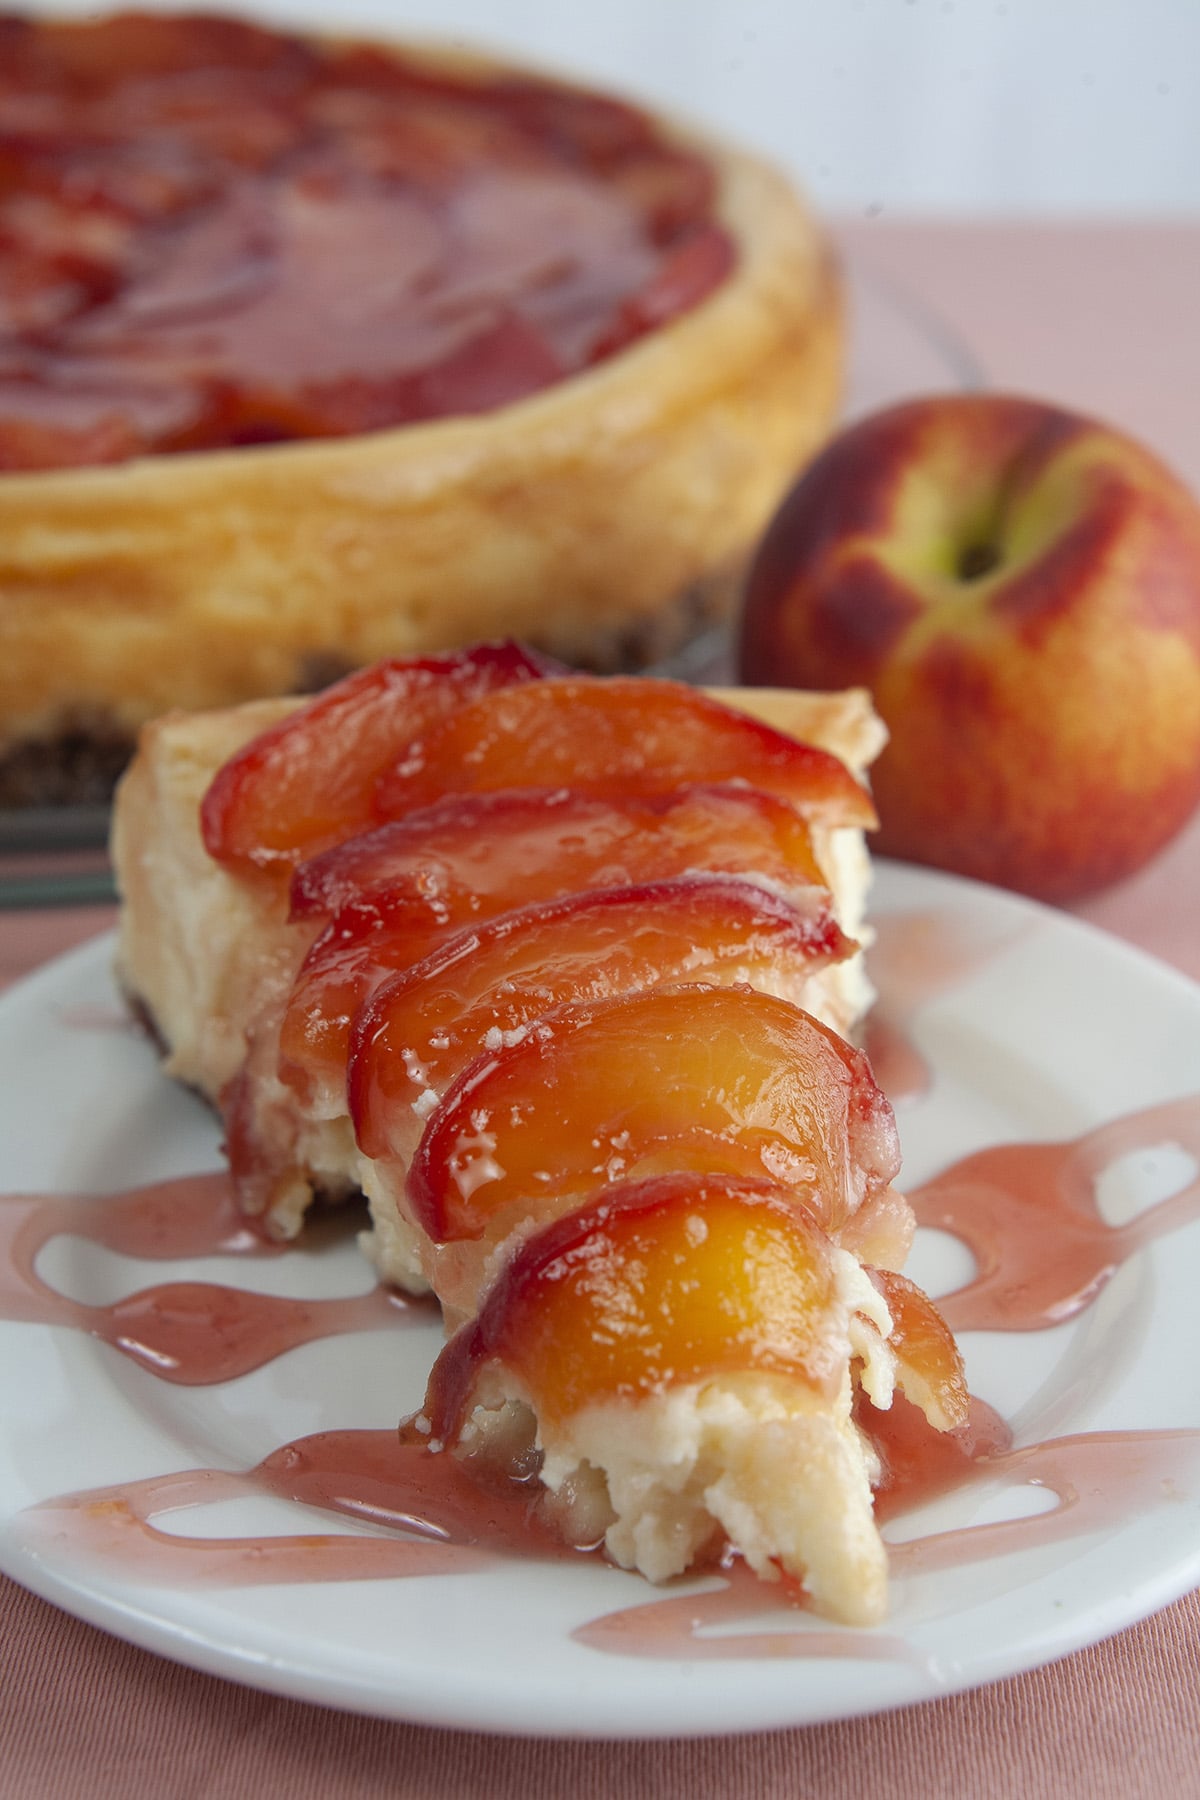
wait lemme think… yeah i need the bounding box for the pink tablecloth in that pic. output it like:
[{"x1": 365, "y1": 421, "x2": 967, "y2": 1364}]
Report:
[{"x1": 3, "y1": 219, "x2": 1200, "y2": 1798}]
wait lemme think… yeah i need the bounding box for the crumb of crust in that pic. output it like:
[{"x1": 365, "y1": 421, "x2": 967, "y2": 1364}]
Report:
[{"x1": 0, "y1": 715, "x2": 135, "y2": 808}]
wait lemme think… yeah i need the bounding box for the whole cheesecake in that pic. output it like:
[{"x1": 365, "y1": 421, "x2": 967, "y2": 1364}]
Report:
[{"x1": 0, "y1": 11, "x2": 843, "y2": 803}]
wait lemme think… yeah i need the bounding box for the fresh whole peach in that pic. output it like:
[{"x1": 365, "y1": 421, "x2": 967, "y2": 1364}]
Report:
[{"x1": 737, "y1": 393, "x2": 1200, "y2": 903}]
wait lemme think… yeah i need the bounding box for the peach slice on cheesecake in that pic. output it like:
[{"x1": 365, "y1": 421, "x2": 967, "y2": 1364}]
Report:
[
  {"x1": 276, "y1": 784, "x2": 837, "y2": 1112},
  {"x1": 405, "y1": 983, "x2": 902, "y2": 1318},
  {"x1": 423, "y1": 1169, "x2": 967, "y2": 1623},
  {"x1": 348, "y1": 875, "x2": 854, "y2": 1169},
  {"x1": 371, "y1": 677, "x2": 877, "y2": 825},
  {"x1": 200, "y1": 641, "x2": 554, "y2": 876}
]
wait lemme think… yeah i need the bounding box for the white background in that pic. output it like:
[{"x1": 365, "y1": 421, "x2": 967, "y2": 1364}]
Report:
[{"x1": 25, "y1": 0, "x2": 1200, "y2": 215}]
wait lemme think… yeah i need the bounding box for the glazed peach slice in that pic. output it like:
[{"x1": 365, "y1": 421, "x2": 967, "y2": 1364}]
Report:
[
  {"x1": 426, "y1": 1173, "x2": 848, "y2": 1435},
  {"x1": 200, "y1": 641, "x2": 552, "y2": 875},
  {"x1": 289, "y1": 781, "x2": 826, "y2": 925},
  {"x1": 278, "y1": 784, "x2": 833, "y2": 1110},
  {"x1": 372, "y1": 677, "x2": 877, "y2": 826},
  {"x1": 408, "y1": 983, "x2": 900, "y2": 1258},
  {"x1": 859, "y1": 1269, "x2": 969, "y2": 1432},
  {"x1": 348, "y1": 875, "x2": 855, "y2": 1167},
  {"x1": 421, "y1": 1170, "x2": 904, "y2": 1622}
]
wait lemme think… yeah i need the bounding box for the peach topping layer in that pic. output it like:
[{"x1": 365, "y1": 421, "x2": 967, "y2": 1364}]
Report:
[
  {"x1": 406, "y1": 982, "x2": 899, "y2": 1245},
  {"x1": 428, "y1": 1174, "x2": 848, "y2": 1430},
  {"x1": 201, "y1": 642, "x2": 554, "y2": 874},
  {"x1": 426, "y1": 1172, "x2": 966, "y2": 1434},
  {"x1": 0, "y1": 14, "x2": 734, "y2": 471},
  {"x1": 276, "y1": 783, "x2": 835, "y2": 1108},
  {"x1": 348, "y1": 876, "x2": 853, "y2": 1165},
  {"x1": 372, "y1": 676, "x2": 879, "y2": 825},
  {"x1": 159, "y1": 646, "x2": 968, "y2": 1620}
]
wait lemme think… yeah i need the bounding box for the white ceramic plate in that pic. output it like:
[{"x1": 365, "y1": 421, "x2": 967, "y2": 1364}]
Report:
[{"x1": 2, "y1": 862, "x2": 1199, "y2": 1739}]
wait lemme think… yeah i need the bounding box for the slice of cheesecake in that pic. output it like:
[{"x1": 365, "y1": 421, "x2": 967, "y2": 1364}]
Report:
[{"x1": 111, "y1": 647, "x2": 966, "y2": 1623}]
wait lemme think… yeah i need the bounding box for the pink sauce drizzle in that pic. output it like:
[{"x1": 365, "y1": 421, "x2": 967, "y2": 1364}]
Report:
[
  {"x1": 910, "y1": 1095, "x2": 1200, "y2": 1332},
  {"x1": 17, "y1": 1427, "x2": 570, "y2": 1585},
  {"x1": 4, "y1": 1083, "x2": 1200, "y2": 1658},
  {"x1": 573, "y1": 1560, "x2": 932, "y2": 1666},
  {"x1": 887, "y1": 1425, "x2": 1200, "y2": 1580},
  {"x1": 0, "y1": 1172, "x2": 428, "y2": 1382}
]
